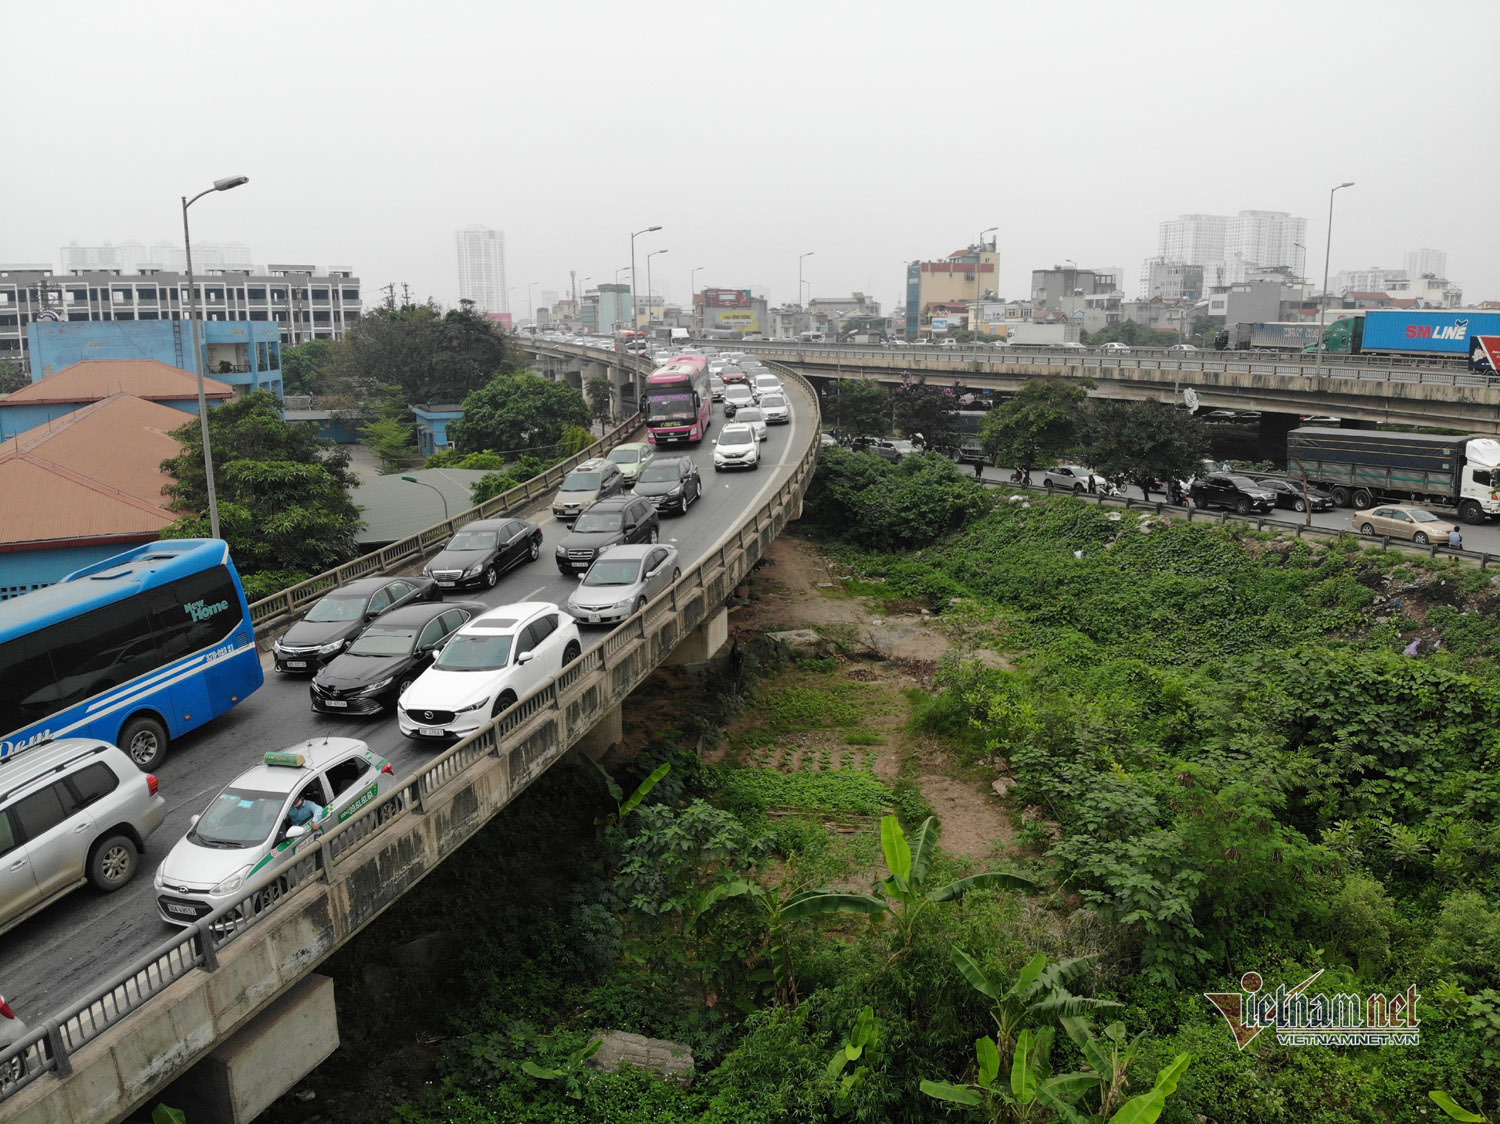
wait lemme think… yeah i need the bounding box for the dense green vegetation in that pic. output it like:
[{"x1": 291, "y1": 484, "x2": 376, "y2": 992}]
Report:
[{"x1": 284, "y1": 432, "x2": 1500, "y2": 1121}]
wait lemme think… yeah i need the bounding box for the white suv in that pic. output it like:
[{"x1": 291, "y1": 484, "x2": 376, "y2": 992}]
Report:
[
  {"x1": 0, "y1": 739, "x2": 167, "y2": 936},
  {"x1": 398, "y1": 603, "x2": 582, "y2": 739},
  {"x1": 713, "y1": 424, "x2": 760, "y2": 471}
]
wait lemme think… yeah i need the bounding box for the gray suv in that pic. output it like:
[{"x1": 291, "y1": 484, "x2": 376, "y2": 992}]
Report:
[
  {"x1": 552, "y1": 458, "x2": 625, "y2": 523},
  {"x1": 0, "y1": 739, "x2": 167, "y2": 936}
]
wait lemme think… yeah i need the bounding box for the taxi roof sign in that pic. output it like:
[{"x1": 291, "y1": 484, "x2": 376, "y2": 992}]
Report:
[{"x1": 264, "y1": 751, "x2": 308, "y2": 768}]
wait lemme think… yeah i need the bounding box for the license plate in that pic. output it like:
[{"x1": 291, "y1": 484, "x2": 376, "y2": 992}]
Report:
[
  {"x1": 419, "y1": 726, "x2": 444, "y2": 737},
  {"x1": 437, "y1": 581, "x2": 456, "y2": 588},
  {"x1": 284, "y1": 660, "x2": 308, "y2": 669},
  {"x1": 323, "y1": 699, "x2": 348, "y2": 708},
  {"x1": 588, "y1": 613, "x2": 600, "y2": 624},
  {"x1": 166, "y1": 902, "x2": 198, "y2": 916}
]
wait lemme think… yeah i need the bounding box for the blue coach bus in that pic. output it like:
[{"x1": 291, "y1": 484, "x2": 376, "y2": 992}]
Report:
[{"x1": 0, "y1": 540, "x2": 263, "y2": 769}]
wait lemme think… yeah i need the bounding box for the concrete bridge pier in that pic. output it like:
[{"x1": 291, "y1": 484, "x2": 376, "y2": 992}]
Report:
[
  {"x1": 663, "y1": 606, "x2": 729, "y2": 672},
  {"x1": 1256, "y1": 412, "x2": 1299, "y2": 464},
  {"x1": 574, "y1": 704, "x2": 624, "y2": 762}
]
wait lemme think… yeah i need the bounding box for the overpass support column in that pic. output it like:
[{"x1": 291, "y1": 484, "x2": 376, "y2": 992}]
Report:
[
  {"x1": 663, "y1": 606, "x2": 729, "y2": 670},
  {"x1": 162, "y1": 974, "x2": 338, "y2": 1124},
  {"x1": 1257, "y1": 412, "x2": 1299, "y2": 464},
  {"x1": 574, "y1": 704, "x2": 624, "y2": 762}
]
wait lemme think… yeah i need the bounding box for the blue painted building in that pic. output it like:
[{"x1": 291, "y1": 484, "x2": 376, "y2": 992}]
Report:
[
  {"x1": 411, "y1": 404, "x2": 465, "y2": 458},
  {"x1": 27, "y1": 320, "x2": 284, "y2": 398}
]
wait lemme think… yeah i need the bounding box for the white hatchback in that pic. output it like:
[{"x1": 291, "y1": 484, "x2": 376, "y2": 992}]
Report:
[
  {"x1": 758, "y1": 393, "x2": 790, "y2": 424},
  {"x1": 713, "y1": 424, "x2": 760, "y2": 471},
  {"x1": 398, "y1": 602, "x2": 582, "y2": 739}
]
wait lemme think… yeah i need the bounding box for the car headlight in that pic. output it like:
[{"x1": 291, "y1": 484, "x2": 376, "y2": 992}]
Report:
[
  {"x1": 317, "y1": 639, "x2": 346, "y2": 655},
  {"x1": 357, "y1": 675, "x2": 396, "y2": 696},
  {"x1": 668, "y1": 485, "x2": 682, "y2": 496},
  {"x1": 273, "y1": 639, "x2": 287, "y2": 654},
  {"x1": 555, "y1": 545, "x2": 568, "y2": 557},
  {"x1": 613, "y1": 598, "x2": 635, "y2": 612},
  {"x1": 463, "y1": 562, "x2": 485, "y2": 578},
  {"x1": 454, "y1": 698, "x2": 489, "y2": 714},
  {"x1": 212, "y1": 865, "x2": 254, "y2": 896}
]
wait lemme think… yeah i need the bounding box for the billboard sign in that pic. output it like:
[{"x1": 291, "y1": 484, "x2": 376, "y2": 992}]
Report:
[
  {"x1": 704, "y1": 289, "x2": 752, "y2": 308},
  {"x1": 717, "y1": 310, "x2": 760, "y2": 331},
  {"x1": 931, "y1": 317, "x2": 950, "y2": 331}
]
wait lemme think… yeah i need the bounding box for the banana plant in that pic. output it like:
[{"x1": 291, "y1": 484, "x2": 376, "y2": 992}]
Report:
[
  {"x1": 693, "y1": 876, "x2": 813, "y2": 1007},
  {"x1": 586, "y1": 758, "x2": 671, "y2": 828},
  {"x1": 782, "y1": 816, "x2": 1036, "y2": 957},
  {"x1": 951, "y1": 947, "x2": 1122, "y2": 1069},
  {"x1": 1430, "y1": 1091, "x2": 1495, "y2": 1122},
  {"x1": 825, "y1": 1005, "x2": 883, "y2": 1117},
  {"x1": 521, "y1": 1035, "x2": 604, "y2": 1101}
]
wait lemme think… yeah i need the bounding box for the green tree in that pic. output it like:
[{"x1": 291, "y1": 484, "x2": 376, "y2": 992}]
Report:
[
  {"x1": 1081, "y1": 399, "x2": 1209, "y2": 488},
  {"x1": 361, "y1": 416, "x2": 416, "y2": 473},
  {"x1": 0, "y1": 357, "x2": 29, "y2": 394},
  {"x1": 1083, "y1": 321, "x2": 1181, "y2": 348},
  {"x1": 980, "y1": 376, "x2": 1092, "y2": 473},
  {"x1": 279, "y1": 339, "x2": 336, "y2": 397},
  {"x1": 825, "y1": 378, "x2": 890, "y2": 440},
  {"x1": 159, "y1": 391, "x2": 362, "y2": 596},
  {"x1": 891, "y1": 372, "x2": 960, "y2": 452},
  {"x1": 324, "y1": 298, "x2": 520, "y2": 406},
  {"x1": 448, "y1": 372, "x2": 591, "y2": 457},
  {"x1": 585, "y1": 377, "x2": 615, "y2": 429}
]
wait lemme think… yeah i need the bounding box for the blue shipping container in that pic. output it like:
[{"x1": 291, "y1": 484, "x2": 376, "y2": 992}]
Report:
[{"x1": 1362, "y1": 310, "x2": 1500, "y2": 356}]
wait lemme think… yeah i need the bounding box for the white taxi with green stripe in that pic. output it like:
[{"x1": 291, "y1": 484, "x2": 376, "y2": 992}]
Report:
[{"x1": 153, "y1": 737, "x2": 394, "y2": 926}]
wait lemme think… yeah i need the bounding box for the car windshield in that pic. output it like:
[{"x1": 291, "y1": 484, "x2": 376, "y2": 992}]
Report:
[
  {"x1": 721, "y1": 430, "x2": 752, "y2": 446},
  {"x1": 562, "y1": 472, "x2": 600, "y2": 491},
  {"x1": 192, "y1": 786, "x2": 287, "y2": 848},
  {"x1": 305, "y1": 594, "x2": 367, "y2": 623},
  {"x1": 1226, "y1": 476, "x2": 1261, "y2": 488},
  {"x1": 434, "y1": 633, "x2": 514, "y2": 670},
  {"x1": 573, "y1": 512, "x2": 624, "y2": 533},
  {"x1": 638, "y1": 464, "x2": 683, "y2": 484},
  {"x1": 737, "y1": 409, "x2": 764, "y2": 423},
  {"x1": 447, "y1": 530, "x2": 499, "y2": 551},
  {"x1": 608, "y1": 447, "x2": 642, "y2": 464},
  {"x1": 1410, "y1": 510, "x2": 1441, "y2": 523},
  {"x1": 346, "y1": 625, "x2": 419, "y2": 657},
  {"x1": 760, "y1": 395, "x2": 786, "y2": 408},
  {"x1": 583, "y1": 559, "x2": 644, "y2": 586},
  {"x1": 646, "y1": 393, "x2": 695, "y2": 420}
]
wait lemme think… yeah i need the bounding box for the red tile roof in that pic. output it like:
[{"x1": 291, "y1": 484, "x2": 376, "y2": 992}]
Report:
[
  {"x1": 0, "y1": 394, "x2": 189, "y2": 548},
  {"x1": 3, "y1": 359, "x2": 233, "y2": 406}
]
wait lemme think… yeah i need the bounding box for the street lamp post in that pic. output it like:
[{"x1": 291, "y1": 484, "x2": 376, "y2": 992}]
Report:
[
  {"x1": 1314, "y1": 182, "x2": 1355, "y2": 382},
  {"x1": 400, "y1": 475, "x2": 450, "y2": 526},
  {"x1": 976, "y1": 226, "x2": 997, "y2": 335},
  {"x1": 629, "y1": 225, "x2": 662, "y2": 331},
  {"x1": 646, "y1": 249, "x2": 669, "y2": 330},
  {"x1": 798, "y1": 252, "x2": 815, "y2": 309},
  {"x1": 182, "y1": 174, "x2": 249, "y2": 542},
  {"x1": 527, "y1": 281, "x2": 538, "y2": 326},
  {"x1": 1293, "y1": 242, "x2": 1307, "y2": 286},
  {"x1": 690, "y1": 265, "x2": 704, "y2": 336}
]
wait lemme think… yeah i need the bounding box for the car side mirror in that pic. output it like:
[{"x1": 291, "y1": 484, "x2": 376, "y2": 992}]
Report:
[
  {"x1": 286, "y1": 825, "x2": 307, "y2": 839},
  {"x1": 190, "y1": 814, "x2": 200, "y2": 828},
  {"x1": 625, "y1": 522, "x2": 637, "y2": 531},
  {"x1": 517, "y1": 650, "x2": 536, "y2": 664}
]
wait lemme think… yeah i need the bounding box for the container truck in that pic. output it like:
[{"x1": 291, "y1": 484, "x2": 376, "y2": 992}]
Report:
[
  {"x1": 1300, "y1": 310, "x2": 1500, "y2": 358},
  {"x1": 1286, "y1": 427, "x2": 1500, "y2": 524},
  {"x1": 1222, "y1": 322, "x2": 1325, "y2": 351},
  {"x1": 1005, "y1": 323, "x2": 1073, "y2": 347}
]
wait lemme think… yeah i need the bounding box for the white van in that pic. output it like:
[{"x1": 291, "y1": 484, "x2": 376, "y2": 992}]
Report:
[{"x1": 798, "y1": 331, "x2": 826, "y2": 343}]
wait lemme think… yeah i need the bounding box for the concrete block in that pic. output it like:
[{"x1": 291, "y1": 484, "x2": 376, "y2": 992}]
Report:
[
  {"x1": 590, "y1": 1030, "x2": 694, "y2": 1085},
  {"x1": 161, "y1": 974, "x2": 337, "y2": 1124}
]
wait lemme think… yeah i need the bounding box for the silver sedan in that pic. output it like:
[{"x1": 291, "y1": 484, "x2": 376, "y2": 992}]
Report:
[{"x1": 565, "y1": 544, "x2": 682, "y2": 625}]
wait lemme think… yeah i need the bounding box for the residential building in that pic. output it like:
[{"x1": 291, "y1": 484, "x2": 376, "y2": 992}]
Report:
[
  {"x1": 27, "y1": 319, "x2": 284, "y2": 398},
  {"x1": 0, "y1": 359, "x2": 232, "y2": 441},
  {"x1": 0, "y1": 265, "x2": 358, "y2": 376},
  {"x1": 0, "y1": 394, "x2": 191, "y2": 597},
  {"x1": 1032, "y1": 266, "x2": 1121, "y2": 312},
  {"x1": 60, "y1": 240, "x2": 253, "y2": 275},
  {"x1": 455, "y1": 225, "x2": 507, "y2": 314},
  {"x1": 1142, "y1": 260, "x2": 1205, "y2": 302},
  {"x1": 695, "y1": 289, "x2": 768, "y2": 336},
  {"x1": 584, "y1": 284, "x2": 632, "y2": 333},
  {"x1": 410, "y1": 404, "x2": 465, "y2": 459},
  {"x1": 1153, "y1": 210, "x2": 1306, "y2": 293},
  {"x1": 1334, "y1": 266, "x2": 1409, "y2": 295},
  {"x1": 904, "y1": 244, "x2": 1001, "y2": 339},
  {"x1": 1404, "y1": 248, "x2": 1448, "y2": 282}
]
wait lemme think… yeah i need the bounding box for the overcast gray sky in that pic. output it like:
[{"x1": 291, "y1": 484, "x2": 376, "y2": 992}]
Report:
[{"x1": 5, "y1": 0, "x2": 1495, "y2": 314}]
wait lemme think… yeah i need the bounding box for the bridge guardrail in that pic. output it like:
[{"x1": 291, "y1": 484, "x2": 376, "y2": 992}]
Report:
[{"x1": 0, "y1": 361, "x2": 821, "y2": 1111}]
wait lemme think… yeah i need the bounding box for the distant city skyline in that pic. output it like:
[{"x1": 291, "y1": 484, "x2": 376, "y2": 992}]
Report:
[{"x1": 455, "y1": 226, "x2": 507, "y2": 315}]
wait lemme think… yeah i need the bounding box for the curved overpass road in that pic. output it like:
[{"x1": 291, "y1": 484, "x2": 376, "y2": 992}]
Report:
[{"x1": 0, "y1": 380, "x2": 816, "y2": 1025}]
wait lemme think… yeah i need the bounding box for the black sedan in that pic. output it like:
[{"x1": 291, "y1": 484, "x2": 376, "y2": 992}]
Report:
[
  {"x1": 273, "y1": 575, "x2": 442, "y2": 673},
  {"x1": 310, "y1": 601, "x2": 487, "y2": 714},
  {"x1": 422, "y1": 518, "x2": 543, "y2": 591},
  {"x1": 1253, "y1": 477, "x2": 1336, "y2": 513},
  {"x1": 633, "y1": 455, "x2": 702, "y2": 515}
]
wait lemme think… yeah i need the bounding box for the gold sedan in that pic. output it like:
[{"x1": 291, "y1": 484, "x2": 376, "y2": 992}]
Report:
[{"x1": 1353, "y1": 505, "x2": 1457, "y2": 545}]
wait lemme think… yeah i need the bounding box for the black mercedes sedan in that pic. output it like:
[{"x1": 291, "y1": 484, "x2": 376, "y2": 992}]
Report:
[
  {"x1": 273, "y1": 575, "x2": 443, "y2": 673},
  {"x1": 309, "y1": 600, "x2": 487, "y2": 714},
  {"x1": 423, "y1": 518, "x2": 543, "y2": 591},
  {"x1": 1252, "y1": 477, "x2": 1336, "y2": 513}
]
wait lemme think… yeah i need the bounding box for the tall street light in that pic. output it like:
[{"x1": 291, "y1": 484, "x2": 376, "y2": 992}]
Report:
[
  {"x1": 182, "y1": 174, "x2": 249, "y2": 541},
  {"x1": 613, "y1": 267, "x2": 631, "y2": 331},
  {"x1": 630, "y1": 225, "x2": 662, "y2": 330},
  {"x1": 690, "y1": 265, "x2": 704, "y2": 336},
  {"x1": 400, "y1": 475, "x2": 450, "y2": 525},
  {"x1": 527, "y1": 280, "x2": 538, "y2": 325},
  {"x1": 976, "y1": 226, "x2": 998, "y2": 331},
  {"x1": 1314, "y1": 182, "x2": 1355, "y2": 382},
  {"x1": 1293, "y1": 242, "x2": 1307, "y2": 286},
  {"x1": 646, "y1": 249, "x2": 669, "y2": 329},
  {"x1": 798, "y1": 251, "x2": 815, "y2": 309}
]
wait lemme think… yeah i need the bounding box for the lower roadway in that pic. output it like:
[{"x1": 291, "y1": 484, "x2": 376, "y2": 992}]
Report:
[{"x1": 0, "y1": 383, "x2": 814, "y2": 1026}]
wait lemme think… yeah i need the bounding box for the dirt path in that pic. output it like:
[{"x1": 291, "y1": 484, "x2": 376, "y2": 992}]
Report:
[{"x1": 725, "y1": 536, "x2": 1013, "y2": 856}]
